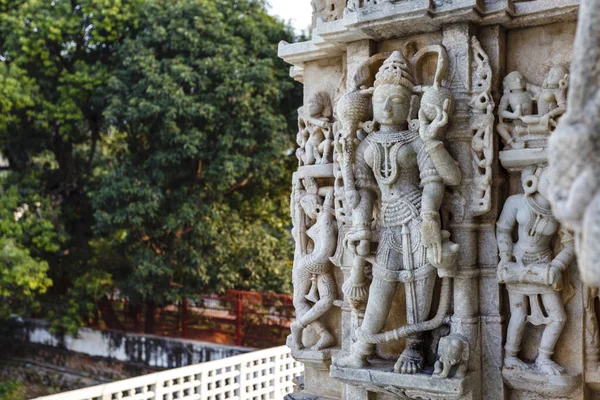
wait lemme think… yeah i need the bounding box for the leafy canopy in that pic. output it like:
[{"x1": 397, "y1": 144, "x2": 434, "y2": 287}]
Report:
[{"x1": 0, "y1": 0, "x2": 300, "y2": 333}]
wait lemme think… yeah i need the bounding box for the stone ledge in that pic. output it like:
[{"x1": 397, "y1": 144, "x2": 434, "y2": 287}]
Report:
[
  {"x1": 279, "y1": 1, "x2": 579, "y2": 66},
  {"x1": 502, "y1": 367, "x2": 582, "y2": 398},
  {"x1": 330, "y1": 362, "x2": 473, "y2": 399}
]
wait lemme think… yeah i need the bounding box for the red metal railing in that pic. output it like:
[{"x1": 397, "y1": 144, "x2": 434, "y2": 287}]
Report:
[{"x1": 91, "y1": 290, "x2": 295, "y2": 348}]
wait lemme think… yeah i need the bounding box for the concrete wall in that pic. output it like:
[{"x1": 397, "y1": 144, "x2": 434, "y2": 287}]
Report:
[{"x1": 16, "y1": 319, "x2": 252, "y2": 369}]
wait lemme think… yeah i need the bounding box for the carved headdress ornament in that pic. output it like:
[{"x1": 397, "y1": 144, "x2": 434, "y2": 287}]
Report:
[{"x1": 374, "y1": 51, "x2": 414, "y2": 92}]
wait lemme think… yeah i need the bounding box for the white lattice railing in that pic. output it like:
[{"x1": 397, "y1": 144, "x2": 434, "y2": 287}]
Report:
[{"x1": 33, "y1": 346, "x2": 303, "y2": 400}]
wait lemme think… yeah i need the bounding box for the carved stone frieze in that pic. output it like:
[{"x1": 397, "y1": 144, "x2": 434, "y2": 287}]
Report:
[{"x1": 282, "y1": 2, "x2": 593, "y2": 398}]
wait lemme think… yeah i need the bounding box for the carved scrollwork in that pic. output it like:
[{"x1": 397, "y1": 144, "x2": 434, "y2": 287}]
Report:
[{"x1": 469, "y1": 37, "x2": 494, "y2": 217}]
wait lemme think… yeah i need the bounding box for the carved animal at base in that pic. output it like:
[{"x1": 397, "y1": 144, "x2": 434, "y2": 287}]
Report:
[{"x1": 433, "y1": 334, "x2": 469, "y2": 378}]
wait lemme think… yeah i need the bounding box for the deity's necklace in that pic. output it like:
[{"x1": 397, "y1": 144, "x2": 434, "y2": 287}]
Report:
[{"x1": 524, "y1": 194, "x2": 555, "y2": 240}]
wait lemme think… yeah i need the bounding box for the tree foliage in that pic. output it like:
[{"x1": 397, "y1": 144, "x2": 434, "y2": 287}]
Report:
[{"x1": 0, "y1": 0, "x2": 300, "y2": 333}]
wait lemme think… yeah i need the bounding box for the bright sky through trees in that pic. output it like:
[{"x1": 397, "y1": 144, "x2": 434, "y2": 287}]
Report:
[{"x1": 267, "y1": 0, "x2": 312, "y2": 33}]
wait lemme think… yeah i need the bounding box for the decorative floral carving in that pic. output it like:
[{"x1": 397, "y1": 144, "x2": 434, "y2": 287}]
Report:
[{"x1": 469, "y1": 37, "x2": 495, "y2": 217}]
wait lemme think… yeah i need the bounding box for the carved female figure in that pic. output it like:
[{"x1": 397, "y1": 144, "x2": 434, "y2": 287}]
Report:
[
  {"x1": 296, "y1": 92, "x2": 334, "y2": 166},
  {"x1": 519, "y1": 66, "x2": 569, "y2": 136},
  {"x1": 290, "y1": 178, "x2": 338, "y2": 351},
  {"x1": 336, "y1": 51, "x2": 461, "y2": 374},
  {"x1": 496, "y1": 72, "x2": 536, "y2": 149},
  {"x1": 497, "y1": 166, "x2": 576, "y2": 376}
]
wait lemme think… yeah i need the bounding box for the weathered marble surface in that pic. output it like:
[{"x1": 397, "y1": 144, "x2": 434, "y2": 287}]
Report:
[{"x1": 280, "y1": 1, "x2": 599, "y2": 399}]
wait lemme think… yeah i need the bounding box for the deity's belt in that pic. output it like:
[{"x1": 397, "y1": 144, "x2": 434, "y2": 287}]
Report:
[
  {"x1": 380, "y1": 189, "x2": 422, "y2": 228},
  {"x1": 372, "y1": 262, "x2": 435, "y2": 283},
  {"x1": 514, "y1": 247, "x2": 553, "y2": 265}
]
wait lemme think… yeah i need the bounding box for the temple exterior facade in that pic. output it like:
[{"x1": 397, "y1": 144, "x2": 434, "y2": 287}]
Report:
[{"x1": 279, "y1": 1, "x2": 600, "y2": 399}]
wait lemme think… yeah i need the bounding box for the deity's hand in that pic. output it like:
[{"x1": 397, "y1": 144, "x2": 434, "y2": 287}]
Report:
[
  {"x1": 513, "y1": 104, "x2": 523, "y2": 119},
  {"x1": 549, "y1": 260, "x2": 565, "y2": 291},
  {"x1": 419, "y1": 99, "x2": 449, "y2": 142},
  {"x1": 421, "y1": 211, "x2": 442, "y2": 265},
  {"x1": 520, "y1": 115, "x2": 540, "y2": 125},
  {"x1": 559, "y1": 74, "x2": 569, "y2": 89},
  {"x1": 539, "y1": 113, "x2": 551, "y2": 127},
  {"x1": 344, "y1": 228, "x2": 372, "y2": 256}
]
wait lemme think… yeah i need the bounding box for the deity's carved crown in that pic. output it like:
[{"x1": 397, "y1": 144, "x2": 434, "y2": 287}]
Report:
[{"x1": 374, "y1": 51, "x2": 415, "y2": 92}]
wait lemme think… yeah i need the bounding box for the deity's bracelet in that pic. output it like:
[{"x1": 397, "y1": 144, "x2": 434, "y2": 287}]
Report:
[
  {"x1": 552, "y1": 259, "x2": 567, "y2": 271},
  {"x1": 421, "y1": 210, "x2": 440, "y2": 219}
]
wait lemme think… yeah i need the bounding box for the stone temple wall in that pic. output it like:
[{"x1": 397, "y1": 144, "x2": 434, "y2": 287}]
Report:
[{"x1": 278, "y1": 1, "x2": 600, "y2": 399}]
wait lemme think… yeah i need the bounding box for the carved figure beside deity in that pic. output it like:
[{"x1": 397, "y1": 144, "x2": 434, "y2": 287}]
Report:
[
  {"x1": 496, "y1": 72, "x2": 537, "y2": 149},
  {"x1": 496, "y1": 165, "x2": 579, "y2": 393},
  {"x1": 519, "y1": 66, "x2": 569, "y2": 134},
  {"x1": 290, "y1": 177, "x2": 338, "y2": 351},
  {"x1": 334, "y1": 50, "x2": 461, "y2": 375},
  {"x1": 497, "y1": 67, "x2": 569, "y2": 149},
  {"x1": 296, "y1": 92, "x2": 334, "y2": 166}
]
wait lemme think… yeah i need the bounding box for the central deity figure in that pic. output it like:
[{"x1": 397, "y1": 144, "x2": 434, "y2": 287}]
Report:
[{"x1": 336, "y1": 51, "x2": 460, "y2": 374}]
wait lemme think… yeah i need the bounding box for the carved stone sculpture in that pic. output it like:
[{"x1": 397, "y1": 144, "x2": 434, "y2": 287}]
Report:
[
  {"x1": 496, "y1": 165, "x2": 580, "y2": 396},
  {"x1": 296, "y1": 92, "x2": 334, "y2": 167},
  {"x1": 497, "y1": 68, "x2": 569, "y2": 150},
  {"x1": 433, "y1": 334, "x2": 469, "y2": 379},
  {"x1": 290, "y1": 177, "x2": 338, "y2": 351},
  {"x1": 497, "y1": 166, "x2": 575, "y2": 375},
  {"x1": 333, "y1": 50, "x2": 460, "y2": 375},
  {"x1": 496, "y1": 72, "x2": 537, "y2": 149},
  {"x1": 279, "y1": 1, "x2": 589, "y2": 398}
]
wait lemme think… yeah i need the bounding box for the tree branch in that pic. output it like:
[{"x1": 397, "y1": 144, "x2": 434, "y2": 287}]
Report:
[{"x1": 225, "y1": 173, "x2": 253, "y2": 194}]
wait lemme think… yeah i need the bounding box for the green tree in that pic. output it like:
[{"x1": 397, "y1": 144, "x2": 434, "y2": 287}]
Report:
[
  {"x1": 0, "y1": 179, "x2": 56, "y2": 322},
  {"x1": 94, "y1": 0, "x2": 300, "y2": 331},
  {"x1": 0, "y1": 0, "x2": 300, "y2": 334},
  {"x1": 0, "y1": 0, "x2": 144, "y2": 332}
]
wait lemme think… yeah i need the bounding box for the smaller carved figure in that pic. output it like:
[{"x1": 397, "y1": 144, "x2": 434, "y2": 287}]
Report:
[
  {"x1": 290, "y1": 177, "x2": 338, "y2": 351},
  {"x1": 518, "y1": 66, "x2": 569, "y2": 136},
  {"x1": 497, "y1": 68, "x2": 569, "y2": 149},
  {"x1": 433, "y1": 334, "x2": 469, "y2": 378},
  {"x1": 296, "y1": 92, "x2": 334, "y2": 166},
  {"x1": 335, "y1": 65, "x2": 375, "y2": 209},
  {"x1": 496, "y1": 166, "x2": 576, "y2": 376},
  {"x1": 496, "y1": 72, "x2": 536, "y2": 149}
]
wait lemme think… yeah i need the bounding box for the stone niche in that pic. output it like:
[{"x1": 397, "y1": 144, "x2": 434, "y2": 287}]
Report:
[{"x1": 279, "y1": 1, "x2": 600, "y2": 399}]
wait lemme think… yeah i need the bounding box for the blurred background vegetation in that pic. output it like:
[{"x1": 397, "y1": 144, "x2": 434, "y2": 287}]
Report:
[{"x1": 0, "y1": 0, "x2": 302, "y2": 336}]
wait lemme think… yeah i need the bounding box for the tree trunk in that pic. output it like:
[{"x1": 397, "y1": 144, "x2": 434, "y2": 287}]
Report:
[
  {"x1": 98, "y1": 295, "x2": 124, "y2": 331},
  {"x1": 144, "y1": 300, "x2": 157, "y2": 334}
]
